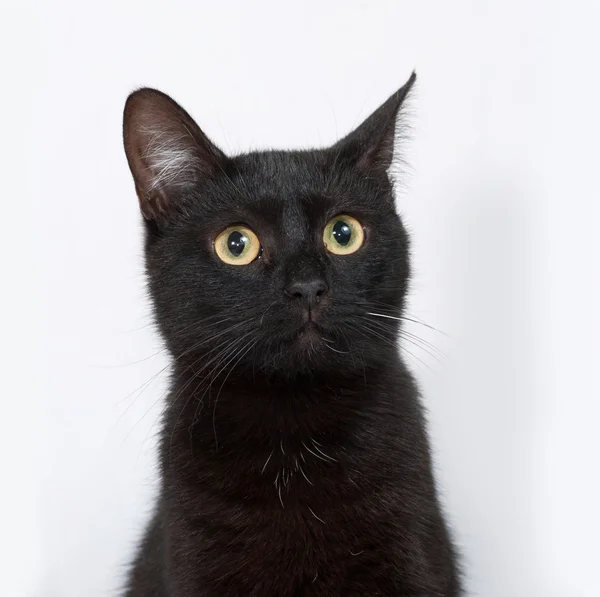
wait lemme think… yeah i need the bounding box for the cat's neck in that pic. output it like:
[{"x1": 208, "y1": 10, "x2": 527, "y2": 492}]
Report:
[
  {"x1": 160, "y1": 361, "x2": 408, "y2": 503},
  {"x1": 164, "y1": 358, "x2": 399, "y2": 454}
]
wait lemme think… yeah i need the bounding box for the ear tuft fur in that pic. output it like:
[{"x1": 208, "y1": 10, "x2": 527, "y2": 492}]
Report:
[
  {"x1": 331, "y1": 72, "x2": 416, "y2": 175},
  {"x1": 123, "y1": 88, "x2": 226, "y2": 220}
]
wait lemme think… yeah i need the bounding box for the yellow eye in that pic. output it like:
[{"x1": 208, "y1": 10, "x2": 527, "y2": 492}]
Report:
[
  {"x1": 323, "y1": 215, "x2": 364, "y2": 255},
  {"x1": 214, "y1": 225, "x2": 261, "y2": 265}
]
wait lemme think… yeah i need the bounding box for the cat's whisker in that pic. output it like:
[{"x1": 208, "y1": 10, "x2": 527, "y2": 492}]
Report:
[
  {"x1": 338, "y1": 326, "x2": 361, "y2": 373},
  {"x1": 307, "y1": 506, "x2": 326, "y2": 525},
  {"x1": 112, "y1": 368, "x2": 168, "y2": 441},
  {"x1": 260, "y1": 300, "x2": 279, "y2": 326},
  {"x1": 349, "y1": 320, "x2": 433, "y2": 373},
  {"x1": 175, "y1": 329, "x2": 255, "y2": 424},
  {"x1": 211, "y1": 339, "x2": 258, "y2": 450},
  {"x1": 114, "y1": 365, "x2": 167, "y2": 409},
  {"x1": 183, "y1": 337, "x2": 250, "y2": 441},
  {"x1": 261, "y1": 450, "x2": 273, "y2": 475},
  {"x1": 310, "y1": 439, "x2": 337, "y2": 462},
  {"x1": 122, "y1": 319, "x2": 255, "y2": 444},
  {"x1": 129, "y1": 332, "x2": 243, "y2": 451},
  {"x1": 135, "y1": 332, "x2": 234, "y2": 439},
  {"x1": 363, "y1": 302, "x2": 448, "y2": 336},
  {"x1": 399, "y1": 330, "x2": 447, "y2": 363},
  {"x1": 361, "y1": 315, "x2": 446, "y2": 364},
  {"x1": 366, "y1": 311, "x2": 404, "y2": 322},
  {"x1": 162, "y1": 327, "x2": 259, "y2": 463},
  {"x1": 322, "y1": 338, "x2": 349, "y2": 354},
  {"x1": 301, "y1": 440, "x2": 336, "y2": 464},
  {"x1": 116, "y1": 317, "x2": 246, "y2": 411},
  {"x1": 95, "y1": 348, "x2": 166, "y2": 369},
  {"x1": 298, "y1": 463, "x2": 314, "y2": 486}
]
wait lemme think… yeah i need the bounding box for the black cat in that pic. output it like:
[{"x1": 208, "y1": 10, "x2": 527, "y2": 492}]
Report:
[{"x1": 122, "y1": 72, "x2": 461, "y2": 596}]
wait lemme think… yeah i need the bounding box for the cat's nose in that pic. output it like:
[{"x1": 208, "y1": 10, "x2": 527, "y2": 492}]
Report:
[{"x1": 284, "y1": 277, "x2": 329, "y2": 303}]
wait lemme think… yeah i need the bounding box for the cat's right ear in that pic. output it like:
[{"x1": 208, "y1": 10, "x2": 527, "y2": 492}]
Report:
[{"x1": 123, "y1": 88, "x2": 226, "y2": 220}]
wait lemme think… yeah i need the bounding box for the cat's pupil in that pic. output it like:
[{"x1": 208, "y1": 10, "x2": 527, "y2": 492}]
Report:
[
  {"x1": 332, "y1": 220, "x2": 352, "y2": 246},
  {"x1": 227, "y1": 231, "x2": 246, "y2": 257}
]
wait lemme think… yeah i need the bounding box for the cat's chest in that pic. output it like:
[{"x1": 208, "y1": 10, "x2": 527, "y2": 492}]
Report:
[
  {"x1": 258, "y1": 439, "x2": 349, "y2": 501},
  {"x1": 165, "y1": 435, "x2": 400, "y2": 594},
  {"x1": 170, "y1": 495, "x2": 384, "y2": 596},
  {"x1": 171, "y1": 441, "x2": 375, "y2": 542}
]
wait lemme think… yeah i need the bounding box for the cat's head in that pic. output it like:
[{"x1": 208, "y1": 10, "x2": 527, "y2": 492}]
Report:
[{"x1": 123, "y1": 74, "x2": 415, "y2": 378}]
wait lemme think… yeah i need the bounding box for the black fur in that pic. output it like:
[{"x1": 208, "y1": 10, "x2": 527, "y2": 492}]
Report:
[{"x1": 122, "y1": 73, "x2": 461, "y2": 596}]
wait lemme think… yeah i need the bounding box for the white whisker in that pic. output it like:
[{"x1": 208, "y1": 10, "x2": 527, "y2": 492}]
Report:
[
  {"x1": 322, "y1": 338, "x2": 349, "y2": 354},
  {"x1": 307, "y1": 506, "x2": 326, "y2": 524},
  {"x1": 302, "y1": 441, "x2": 335, "y2": 463},
  {"x1": 310, "y1": 439, "x2": 337, "y2": 462},
  {"x1": 366, "y1": 311, "x2": 402, "y2": 322},
  {"x1": 298, "y1": 464, "x2": 314, "y2": 486},
  {"x1": 261, "y1": 450, "x2": 273, "y2": 475}
]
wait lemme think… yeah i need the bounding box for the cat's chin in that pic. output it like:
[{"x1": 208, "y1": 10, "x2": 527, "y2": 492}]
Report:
[
  {"x1": 253, "y1": 322, "x2": 340, "y2": 376},
  {"x1": 289, "y1": 323, "x2": 353, "y2": 370},
  {"x1": 281, "y1": 322, "x2": 324, "y2": 357}
]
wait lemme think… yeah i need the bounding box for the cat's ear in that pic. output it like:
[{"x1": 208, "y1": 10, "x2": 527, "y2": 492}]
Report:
[
  {"x1": 123, "y1": 88, "x2": 226, "y2": 220},
  {"x1": 331, "y1": 72, "x2": 416, "y2": 175}
]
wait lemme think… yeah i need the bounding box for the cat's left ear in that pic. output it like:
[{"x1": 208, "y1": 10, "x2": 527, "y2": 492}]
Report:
[{"x1": 330, "y1": 72, "x2": 416, "y2": 175}]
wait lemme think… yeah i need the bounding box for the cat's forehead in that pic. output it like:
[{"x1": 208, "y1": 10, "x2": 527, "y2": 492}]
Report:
[
  {"x1": 228, "y1": 149, "x2": 373, "y2": 218},
  {"x1": 232, "y1": 150, "x2": 326, "y2": 195}
]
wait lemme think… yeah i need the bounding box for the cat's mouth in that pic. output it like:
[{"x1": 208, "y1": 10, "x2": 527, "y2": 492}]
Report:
[
  {"x1": 294, "y1": 320, "x2": 325, "y2": 346},
  {"x1": 297, "y1": 320, "x2": 323, "y2": 335}
]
